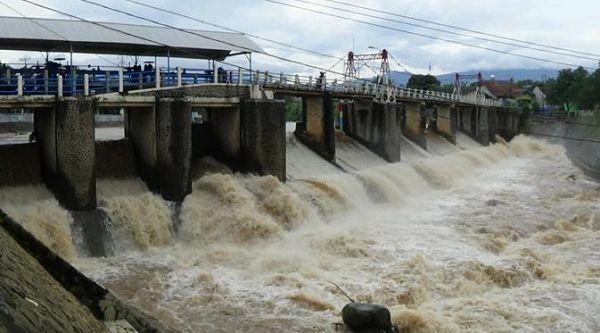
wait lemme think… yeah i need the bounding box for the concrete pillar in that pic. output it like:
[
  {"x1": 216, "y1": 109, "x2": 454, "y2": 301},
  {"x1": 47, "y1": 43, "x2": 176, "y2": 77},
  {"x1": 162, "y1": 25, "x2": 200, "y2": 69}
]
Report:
[
  {"x1": 155, "y1": 98, "x2": 192, "y2": 201},
  {"x1": 435, "y1": 104, "x2": 457, "y2": 144},
  {"x1": 475, "y1": 107, "x2": 490, "y2": 146},
  {"x1": 403, "y1": 102, "x2": 427, "y2": 150},
  {"x1": 240, "y1": 99, "x2": 286, "y2": 180},
  {"x1": 488, "y1": 107, "x2": 498, "y2": 143},
  {"x1": 36, "y1": 98, "x2": 96, "y2": 210},
  {"x1": 294, "y1": 92, "x2": 335, "y2": 161},
  {"x1": 343, "y1": 100, "x2": 402, "y2": 162}
]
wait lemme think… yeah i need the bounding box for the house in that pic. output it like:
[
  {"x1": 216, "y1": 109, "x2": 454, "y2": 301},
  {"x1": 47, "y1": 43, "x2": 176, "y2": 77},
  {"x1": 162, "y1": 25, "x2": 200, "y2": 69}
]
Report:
[{"x1": 465, "y1": 79, "x2": 545, "y2": 107}]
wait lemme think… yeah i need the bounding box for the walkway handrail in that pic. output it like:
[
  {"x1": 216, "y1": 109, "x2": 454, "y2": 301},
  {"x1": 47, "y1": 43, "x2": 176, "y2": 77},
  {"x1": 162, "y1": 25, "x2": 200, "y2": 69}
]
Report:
[{"x1": 0, "y1": 65, "x2": 501, "y2": 106}]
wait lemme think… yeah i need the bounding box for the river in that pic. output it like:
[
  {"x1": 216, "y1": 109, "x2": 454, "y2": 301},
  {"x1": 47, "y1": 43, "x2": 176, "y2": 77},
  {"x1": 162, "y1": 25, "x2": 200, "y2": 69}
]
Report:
[{"x1": 1, "y1": 134, "x2": 599, "y2": 332}]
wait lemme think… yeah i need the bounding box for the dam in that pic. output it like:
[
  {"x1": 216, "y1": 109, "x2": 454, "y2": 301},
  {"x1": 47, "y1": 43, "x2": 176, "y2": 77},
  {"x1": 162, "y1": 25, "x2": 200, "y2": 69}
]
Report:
[{"x1": 0, "y1": 14, "x2": 599, "y2": 333}]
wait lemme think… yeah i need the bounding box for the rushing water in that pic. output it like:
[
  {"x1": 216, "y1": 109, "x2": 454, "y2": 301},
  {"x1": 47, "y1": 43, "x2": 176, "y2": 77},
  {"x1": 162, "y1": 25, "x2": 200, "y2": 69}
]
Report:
[{"x1": 2, "y1": 134, "x2": 599, "y2": 332}]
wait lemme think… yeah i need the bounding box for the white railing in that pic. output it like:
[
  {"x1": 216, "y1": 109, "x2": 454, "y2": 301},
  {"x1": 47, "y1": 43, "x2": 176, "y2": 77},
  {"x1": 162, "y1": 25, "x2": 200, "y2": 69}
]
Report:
[{"x1": 1, "y1": 65, "x2": 503, "y2": 107}]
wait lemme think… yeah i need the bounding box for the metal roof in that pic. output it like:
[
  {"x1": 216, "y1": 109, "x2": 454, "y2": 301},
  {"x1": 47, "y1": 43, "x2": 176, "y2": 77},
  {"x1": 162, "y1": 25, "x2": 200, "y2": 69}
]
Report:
[{"x1": 0, "y1": 16, "x2": 264, "y2": 60}]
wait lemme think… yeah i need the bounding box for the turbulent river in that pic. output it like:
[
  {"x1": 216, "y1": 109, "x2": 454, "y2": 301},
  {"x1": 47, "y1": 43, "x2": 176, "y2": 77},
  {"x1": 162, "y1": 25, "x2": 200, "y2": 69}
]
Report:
[{"x1": 1, "y1": 134, "x2": 599, "y2": 332}]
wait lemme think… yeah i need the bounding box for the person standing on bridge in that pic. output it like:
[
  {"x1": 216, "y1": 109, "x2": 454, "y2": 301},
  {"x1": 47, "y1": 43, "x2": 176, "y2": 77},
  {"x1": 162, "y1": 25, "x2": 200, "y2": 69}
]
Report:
[{"x1": 317, "y1": 71, "x2": 326, "y2": 90}]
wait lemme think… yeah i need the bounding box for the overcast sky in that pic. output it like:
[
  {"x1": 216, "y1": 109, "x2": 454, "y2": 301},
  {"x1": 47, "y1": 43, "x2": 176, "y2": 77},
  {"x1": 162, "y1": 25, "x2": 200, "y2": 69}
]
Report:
[{"x1": 0, "y1": 0, "x2": 598, "y2": 76}]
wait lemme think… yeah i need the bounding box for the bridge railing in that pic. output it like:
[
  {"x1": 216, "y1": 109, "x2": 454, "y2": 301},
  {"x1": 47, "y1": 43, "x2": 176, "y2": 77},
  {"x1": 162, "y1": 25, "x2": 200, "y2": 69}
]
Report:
[{"x1": 0, "y1": 65, "x2": 502, "y2": 107}]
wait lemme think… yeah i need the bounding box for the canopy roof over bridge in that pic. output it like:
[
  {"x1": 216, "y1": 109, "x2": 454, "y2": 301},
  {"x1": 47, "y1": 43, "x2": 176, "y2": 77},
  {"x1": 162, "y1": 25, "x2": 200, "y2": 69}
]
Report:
[{"x1": 0, "y1": 16, "x2": 264, "y2": 60}]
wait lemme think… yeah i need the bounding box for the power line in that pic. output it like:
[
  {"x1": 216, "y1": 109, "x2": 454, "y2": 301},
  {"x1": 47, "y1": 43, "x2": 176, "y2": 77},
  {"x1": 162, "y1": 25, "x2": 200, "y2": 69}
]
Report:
[
  {"x1": 265, "y1": 0, "x2": 595, "y2": 70},
  {"x1": 0, "y1": 0, "x2": 68, "y2": 40},
  {"x1": 75, "y1": 0, "x2": 409, "y2": 88},
  {"x1": 320, "y1": 0, "x2": 600, "y2": 59},
  {"x1": 123, "y1": 0, "x2": 340, "y2": 60},
  {"x1": 122, "y1": 0, "x2": 417, "y2": 75},
  {"x1": 290, "y1": 0, "x2": 599, "y2": 62},
  {"x1": 22, "y1": 0, "x2": 415, "y2": 101},
  {"x1": 2, "y1": 0, "x2": 120, "y2": 66}
]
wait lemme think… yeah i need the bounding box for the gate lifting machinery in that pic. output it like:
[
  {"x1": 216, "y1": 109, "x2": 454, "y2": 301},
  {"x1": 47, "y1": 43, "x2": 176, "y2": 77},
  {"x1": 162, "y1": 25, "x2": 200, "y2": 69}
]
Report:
[
  {"x1": 453, "y1": 72, "x2": 484, "y2": 100},
  {"x1": 343, "y1": 49, "x2": 391, "y2": 84}
]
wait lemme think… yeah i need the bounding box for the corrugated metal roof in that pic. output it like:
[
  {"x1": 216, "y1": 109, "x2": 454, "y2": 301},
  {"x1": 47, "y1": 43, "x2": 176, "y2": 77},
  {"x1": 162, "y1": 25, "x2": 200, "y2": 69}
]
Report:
[{"x1": 0, "y1": 16, "x2": 264, "y2": 60}]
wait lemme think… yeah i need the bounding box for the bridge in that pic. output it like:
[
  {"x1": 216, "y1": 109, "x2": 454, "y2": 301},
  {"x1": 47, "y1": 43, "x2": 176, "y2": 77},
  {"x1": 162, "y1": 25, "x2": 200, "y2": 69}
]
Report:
[{"x1": 0, "y1": 16, "x2": 521, "y2": 213}]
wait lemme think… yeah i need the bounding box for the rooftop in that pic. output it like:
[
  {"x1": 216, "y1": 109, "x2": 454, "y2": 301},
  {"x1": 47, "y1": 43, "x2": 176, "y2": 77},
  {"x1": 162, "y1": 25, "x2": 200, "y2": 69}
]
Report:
[{"x1": 0, "y1": 16, "x2": 264, "y2": 60}]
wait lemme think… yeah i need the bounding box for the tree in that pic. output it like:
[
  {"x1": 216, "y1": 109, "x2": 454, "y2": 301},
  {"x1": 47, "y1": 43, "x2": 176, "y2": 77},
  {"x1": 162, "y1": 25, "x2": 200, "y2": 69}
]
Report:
[
  {"x1": 407, "y1": 74, "x2": 440, "y2": 91},
  {"x1": 576, "y1": 68, "x2": 600, "y2": 109},
  {"x1": 284, "y1": 96, "x2": 302, "y2": 122},
  {"x1": 546, "y1": 67, "x2": 588, "y2": 107}
]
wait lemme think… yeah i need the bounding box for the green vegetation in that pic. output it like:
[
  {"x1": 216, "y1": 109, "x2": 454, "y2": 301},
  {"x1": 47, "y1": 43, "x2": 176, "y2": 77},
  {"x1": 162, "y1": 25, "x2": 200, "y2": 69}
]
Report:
[
  {"x1": 284, "y1": 96, "x2": 302, "y2": 122},
  {"x1": 518, "y1": 66, "x2": 600, "y2": 110},
  {"x1": 407, "y1": 74, "x2": 441, "y2": 91}
]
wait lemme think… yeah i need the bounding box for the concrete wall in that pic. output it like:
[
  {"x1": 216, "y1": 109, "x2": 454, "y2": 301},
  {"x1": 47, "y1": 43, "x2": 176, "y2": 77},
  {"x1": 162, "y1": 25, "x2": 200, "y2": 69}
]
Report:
[
  {"x1": 496, "y1": 110, "x2": 521, "y2": 140},
  {"x1": 436, "y1": 105, "x2": 456, "y2": 144},
  {"x1": 95, "y1": 139, "x2": 137, "y2": 179},
  {"x1": 240, "y1": 99, "x2": 286, "y2": 180},
  {"x1": 457, "y1": 106, "x2": 491, "y2": 145},
  {"x1": 0, "y1": 143, "x2": 41, "y2": 186},
  {"x1": 295, "y1": 93, "x2": 336, "y2": 161},
  {"x1": 404, "y1": 102, "x2": 427, "y2": 149},
  {"x1": 35, "y1": 107, "x2": 57, "y2": 177},
  {"x1": 211, "y1": 107, "x2": 240, "y2": 158},
  {"x1": 0, "y1": 210, "x2": 178, "y2": 333},
  {"x1": 305, "y1": 96, "x2": 325, "y2": 139},
  {"x1": 125, "y1": 106, "x2": 157, "y2": 190},
  {"x1": 343, "y1": 100, "x2": 402, "y2": 162},
  {"x1": 155, "y1": 98, "x2": 192, "y2": 202},
  {"x1": 529, "y1": 113, "x2": 600, "y2": 179}
]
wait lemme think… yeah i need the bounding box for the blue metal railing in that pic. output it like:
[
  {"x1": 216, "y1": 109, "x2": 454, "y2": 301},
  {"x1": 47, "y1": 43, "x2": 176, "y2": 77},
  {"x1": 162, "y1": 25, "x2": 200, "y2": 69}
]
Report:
[{"x1": 0, "y1": 67, "x2": 229, "y2": 96}]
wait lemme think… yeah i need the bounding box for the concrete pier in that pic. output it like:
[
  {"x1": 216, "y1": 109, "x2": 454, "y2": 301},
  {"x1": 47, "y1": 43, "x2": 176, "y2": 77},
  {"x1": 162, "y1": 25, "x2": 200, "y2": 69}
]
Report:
[
  {"x1": 35, "y1": 98, "x2": 96, "y2": 210},
  {"x1": 240, "y1": 99, "x2": 286, "y2": 180},
  {"x1": 343, "y1": 100, "x2": 403, "y2": 162},
  {"x1": 125, "y1": 98, "x2": 192, "y2": 202},
  {"x1": 457, "y1": 106, "x2": 490, "y2": 146},
  {"x1": 295, "y1": 93, "x2": 336, "y2": 161},
  {"x1": 435, "y1": 105, "x2": 457, "y2": 144},
  {"x1": 403, "y1": 101, "x2": 427, "y2": 150},
  {"x1": 125, "y1": 106, "x2": 158, "y2": 190},
  {"x1": 156, "y1": 98, "x2": 192, "y2": 201},
  {"x1": 475, "y1": 107, "x2": 490, "y2": 146}
]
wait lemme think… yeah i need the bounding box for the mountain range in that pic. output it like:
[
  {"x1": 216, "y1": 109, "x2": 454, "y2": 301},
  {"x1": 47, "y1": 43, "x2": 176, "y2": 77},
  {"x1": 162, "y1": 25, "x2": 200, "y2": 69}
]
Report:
[{"x1": 389, "y1": 68, "x2": 560, "y2": 86}]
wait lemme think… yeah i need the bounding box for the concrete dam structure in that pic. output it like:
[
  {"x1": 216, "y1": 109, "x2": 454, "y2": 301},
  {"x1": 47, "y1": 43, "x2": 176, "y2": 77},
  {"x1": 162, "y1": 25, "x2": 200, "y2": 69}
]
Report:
[{"x1": 1, "y1": 15, "x2": 598, "y2": 333}]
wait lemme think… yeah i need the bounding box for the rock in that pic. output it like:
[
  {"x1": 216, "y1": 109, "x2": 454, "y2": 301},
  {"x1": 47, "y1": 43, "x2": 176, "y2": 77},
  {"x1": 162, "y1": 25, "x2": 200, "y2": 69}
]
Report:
[{"x1": 341, "y1": 303, "x2": 394, "y2": 332}]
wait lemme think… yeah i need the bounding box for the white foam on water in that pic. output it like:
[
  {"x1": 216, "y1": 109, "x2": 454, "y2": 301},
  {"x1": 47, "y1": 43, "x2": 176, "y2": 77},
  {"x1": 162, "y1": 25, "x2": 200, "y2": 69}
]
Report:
[{"x1": 13, "y1": 134, "x2": 600, "y2": 332}]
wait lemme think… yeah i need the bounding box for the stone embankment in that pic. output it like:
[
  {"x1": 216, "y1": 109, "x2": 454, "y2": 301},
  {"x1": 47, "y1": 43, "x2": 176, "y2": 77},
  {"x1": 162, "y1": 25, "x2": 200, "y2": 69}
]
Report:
[{"x1": 0, "y1": 210, "x2": 178, "y2": 333}]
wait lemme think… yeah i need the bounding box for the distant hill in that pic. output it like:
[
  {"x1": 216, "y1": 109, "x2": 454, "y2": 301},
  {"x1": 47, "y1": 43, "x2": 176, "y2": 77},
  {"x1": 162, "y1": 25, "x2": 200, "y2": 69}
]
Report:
[{"x1": 389, "y1": 68, "x2": 560, "y2": 86}]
